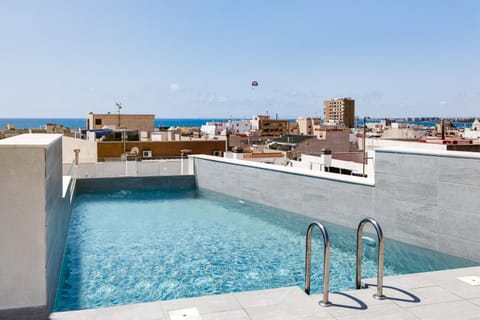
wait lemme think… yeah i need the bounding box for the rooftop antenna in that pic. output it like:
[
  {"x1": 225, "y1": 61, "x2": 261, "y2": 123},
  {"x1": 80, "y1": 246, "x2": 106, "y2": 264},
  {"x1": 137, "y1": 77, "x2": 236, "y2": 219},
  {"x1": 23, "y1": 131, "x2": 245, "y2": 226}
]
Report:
[{"x1": 115, "y1": 102, "x2": 122, "y2": 128}]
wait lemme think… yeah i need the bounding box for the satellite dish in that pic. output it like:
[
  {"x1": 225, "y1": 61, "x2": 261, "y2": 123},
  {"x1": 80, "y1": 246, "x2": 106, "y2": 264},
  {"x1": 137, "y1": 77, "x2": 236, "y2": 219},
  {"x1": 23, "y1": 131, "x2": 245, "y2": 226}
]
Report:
[{"x1": 130, "y1": 147, "x2": 139, "y2": 155}]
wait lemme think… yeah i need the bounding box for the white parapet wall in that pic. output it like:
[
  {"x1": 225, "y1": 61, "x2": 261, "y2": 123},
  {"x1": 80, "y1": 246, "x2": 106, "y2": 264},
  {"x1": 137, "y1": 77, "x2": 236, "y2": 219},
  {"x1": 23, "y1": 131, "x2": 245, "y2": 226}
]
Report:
[
  {"x1": 0, "y1": 134, "x2": 72, "y2": 319},
  {"x1": 193, "y1": 148, "x2": 480, "y2": 262},
  {"x1": 63, "y1": 158, "x2": 194, "y2": 178}
]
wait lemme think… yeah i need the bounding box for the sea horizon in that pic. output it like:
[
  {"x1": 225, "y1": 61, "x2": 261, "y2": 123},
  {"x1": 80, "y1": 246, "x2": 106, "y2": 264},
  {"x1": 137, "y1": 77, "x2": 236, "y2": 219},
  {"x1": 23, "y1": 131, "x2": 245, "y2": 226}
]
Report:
[
  {"x1": 0, "y1": 117, "x2": 474, "y2": 130},
  {"x1": 0, "y1": 118, "x2": 251, "y2": 130}
]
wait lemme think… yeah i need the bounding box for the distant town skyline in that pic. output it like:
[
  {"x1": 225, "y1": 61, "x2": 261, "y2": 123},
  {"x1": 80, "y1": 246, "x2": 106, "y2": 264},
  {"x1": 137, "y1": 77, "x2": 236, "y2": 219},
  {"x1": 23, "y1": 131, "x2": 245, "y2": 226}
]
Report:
[{"x1": 1, "y1": 0, "x2": 479, "y2": 118}]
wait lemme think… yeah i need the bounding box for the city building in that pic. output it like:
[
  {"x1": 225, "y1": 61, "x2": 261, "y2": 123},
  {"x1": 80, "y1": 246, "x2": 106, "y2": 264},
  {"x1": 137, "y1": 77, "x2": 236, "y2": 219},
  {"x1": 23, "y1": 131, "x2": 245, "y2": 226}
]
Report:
[
  {"x1": 251, "y1": 115, "x2": 270, "y2": 130},
  {"x1": 323, "y1": 98, "x2": 355, "y2": 128},
  {"x1": 86, "y1": 112, "x2": 155, "y2": 132},
  {"x1": 381, "y1": 125, "x2": 427, "y2": 140},
  {"x1": 224, "y1": 150, "x2": 286, "y2": 165},
  {"x1": 200, "y1": 120, "x2": 252, "y2": 137},
  {"x1": 287, "y1": 121, "x2": 299, "y2": 135},
  {"x1": 296, "y1": 117, "x2": 321, "y2": 136},
  {"x1": 294, "y1": 129, "x2": 360, "y2": 160},
  {"x1": 463, "y1": 118, "x2": 480, "y2": 140},
  {"x1": 251, "y1": 115, "x2": 289, "y2": 137}
]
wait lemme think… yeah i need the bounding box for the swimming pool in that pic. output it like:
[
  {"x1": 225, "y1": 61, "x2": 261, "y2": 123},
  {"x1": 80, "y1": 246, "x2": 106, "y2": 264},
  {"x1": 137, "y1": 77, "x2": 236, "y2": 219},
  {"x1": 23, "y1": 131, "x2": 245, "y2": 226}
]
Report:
[{"x1": 54, "y1": 187, "x2": 477, "y2": 311}]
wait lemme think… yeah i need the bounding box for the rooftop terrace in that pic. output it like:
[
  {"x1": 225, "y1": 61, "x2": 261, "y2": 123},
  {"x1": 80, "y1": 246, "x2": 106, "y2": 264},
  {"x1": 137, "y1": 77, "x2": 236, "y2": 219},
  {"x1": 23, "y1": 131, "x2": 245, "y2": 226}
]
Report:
[{"x1": 0, "y1": 134, "x2": 479, "y2": 319}]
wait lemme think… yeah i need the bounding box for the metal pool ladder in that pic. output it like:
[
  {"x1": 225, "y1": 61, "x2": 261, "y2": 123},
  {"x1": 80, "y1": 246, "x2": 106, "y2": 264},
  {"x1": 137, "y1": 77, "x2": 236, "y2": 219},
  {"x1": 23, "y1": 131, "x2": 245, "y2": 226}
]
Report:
[
  {"x1": 356, "y1": 217, "x2": 386, "y2": 300},
  {"x1": 305, "y1": 222, "x2": 331, "y2": 307}
]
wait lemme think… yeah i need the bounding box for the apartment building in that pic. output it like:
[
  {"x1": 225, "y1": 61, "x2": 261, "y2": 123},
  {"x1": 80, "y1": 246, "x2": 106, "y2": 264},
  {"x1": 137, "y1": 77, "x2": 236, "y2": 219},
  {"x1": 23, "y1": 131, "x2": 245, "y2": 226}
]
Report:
[
  {"x1": 296, "y1": 117, "x2": 321, "y2": 135},
  {"x1": 86, "y1": 112, "x2": 155, "y2": 132},
  {"x1": 323, "y1": 98, "x2": 355, "y2": 128},
  {"x1": 252, "y1": 115, "x2": 289, "y2": 137}
]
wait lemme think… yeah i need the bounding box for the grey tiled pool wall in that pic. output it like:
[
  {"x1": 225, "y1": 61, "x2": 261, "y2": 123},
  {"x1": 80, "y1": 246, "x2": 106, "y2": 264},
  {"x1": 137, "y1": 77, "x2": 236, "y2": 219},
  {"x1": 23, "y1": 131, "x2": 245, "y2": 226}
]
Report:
[
  {"x1": 75, "y1": 175, "x2": 196, "y2": 192},
  {"x1": 46, "y1": 141, "x2": 74, "y2": 315},
  {"x1": 193, "y1": 149, "x2": 480, "y2": 263}
]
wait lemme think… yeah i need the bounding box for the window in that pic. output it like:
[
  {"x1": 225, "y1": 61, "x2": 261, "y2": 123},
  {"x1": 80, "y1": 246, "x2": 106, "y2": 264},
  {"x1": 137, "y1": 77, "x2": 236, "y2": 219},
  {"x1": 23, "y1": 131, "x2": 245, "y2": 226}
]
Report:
[{"x1": 95, "y1": 119, "x2": 102, "y2": 125}]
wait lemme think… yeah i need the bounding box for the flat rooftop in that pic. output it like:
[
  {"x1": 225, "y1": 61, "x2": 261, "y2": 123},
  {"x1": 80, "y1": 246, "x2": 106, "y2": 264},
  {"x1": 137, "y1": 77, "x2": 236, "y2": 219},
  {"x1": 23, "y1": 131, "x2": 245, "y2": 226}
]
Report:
[
  {"x1": 0, "y1": 133, "x2": 62, "y2": 147},
  {"x1": 50, "y1": 266, "x2": 480, "y2": 320}
]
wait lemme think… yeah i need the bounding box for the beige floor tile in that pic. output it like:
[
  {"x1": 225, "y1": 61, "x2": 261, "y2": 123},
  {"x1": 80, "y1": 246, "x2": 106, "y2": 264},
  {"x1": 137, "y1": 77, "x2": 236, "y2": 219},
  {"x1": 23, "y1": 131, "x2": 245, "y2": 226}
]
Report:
[
  {"x1": 236, "y1": 287, "x2": 329, "y2": 320},
  {"x1": 50, "y1": 301, "x2": 166, "y2": 320},
  {"x1": 244, "y1": 304, "x2": 331, "y2": 320},
  {"x1": 161, "y1": 294, "x2": 241, "y2": 315},
  {"x1": 418, "y1": 267, "x2": 480, "y2": 286},
  {"x1": 387, "y1": 285, "x2": 461, "y2": 308},
  {"x1": 329, "y1": 302, "x2": 407, "y2": 319},
  {"x1": 314, "y1": 291, "x2": 400, "y2": 318},
  {"x1": 202, "y1": 309, "x2": 251, "y2": 320},
  {"x1": 407, "y1": 300, "x2": 480, "y2": 320},
  {"x1": 233, "y1": 287, "x2": 301, "y2": 308},
  {"x1": 338, "y1": 308, "x2": 418, "y2": 320},
  {"x1": 437, "y1": 278, "x2": 480, "y2": 300},
  {"x1": 375, "y1": 274, "x2": 443, "y2": 289},
  {"x1": 468, "y1": 298, "x2": 480, "y2": 307}
]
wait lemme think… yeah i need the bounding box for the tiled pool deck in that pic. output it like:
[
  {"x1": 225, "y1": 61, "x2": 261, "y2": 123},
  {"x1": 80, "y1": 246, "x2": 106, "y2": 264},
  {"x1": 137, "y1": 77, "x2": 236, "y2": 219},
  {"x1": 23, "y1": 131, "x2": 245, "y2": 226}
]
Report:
[{"x1": 50, "y1": 266, "x2": 480, "y2": 320}]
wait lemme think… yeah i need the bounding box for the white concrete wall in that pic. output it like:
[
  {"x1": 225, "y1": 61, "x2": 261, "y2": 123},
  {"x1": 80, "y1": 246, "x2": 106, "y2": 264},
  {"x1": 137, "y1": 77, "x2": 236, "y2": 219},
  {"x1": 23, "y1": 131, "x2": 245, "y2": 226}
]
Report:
[
  {"x1": 64, "y1": 159, "x2": 193, "y2": 178},
  {"x1": 0, "y1": 145, "x2": 47, "y2": 309},
  {"x1": 380, "y1": 127, "x2": 426, "y2": 139},
  {"x1": 62, "y1": 136, "x2": 97, "y2": 163},
  {"x1": 463, "y1": 129, "x2": 480, "y2": 139},
  {"x1": 0, "y1": 134, "x2": 70, "y2": 318},
  {"x1": 367, "y1": 138, "x2": 447, "y2": 150},
  {"x1": 193, "y1": 148, "x2": 480, "y2": 262},
  {"x1": 151, "y1": 131, "x2": 168, "y2": 141},
  {"x1": 291, "y1": 154, "x2": 374, "y2": 177},
  {"x1": 0, "y1": 134, "x2": 72, "y2": 319}
]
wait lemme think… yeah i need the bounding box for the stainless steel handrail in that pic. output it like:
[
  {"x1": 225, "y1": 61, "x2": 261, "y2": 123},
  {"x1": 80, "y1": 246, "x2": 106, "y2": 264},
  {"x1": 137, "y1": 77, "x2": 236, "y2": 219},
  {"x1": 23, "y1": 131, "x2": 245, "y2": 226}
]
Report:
[
  {"x1": 356, "y1": 217, "x2": 386, "y2": 300},
  {"x1": 305, "y1": 222, "x2": 331, "y2": 307}
]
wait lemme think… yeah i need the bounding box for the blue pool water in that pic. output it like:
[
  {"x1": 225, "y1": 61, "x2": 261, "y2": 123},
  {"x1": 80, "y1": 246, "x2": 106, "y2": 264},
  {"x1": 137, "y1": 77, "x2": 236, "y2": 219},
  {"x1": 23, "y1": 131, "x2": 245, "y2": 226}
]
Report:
[{"x1": 54, "y1": 188, "x2": 477, "y2": 311}]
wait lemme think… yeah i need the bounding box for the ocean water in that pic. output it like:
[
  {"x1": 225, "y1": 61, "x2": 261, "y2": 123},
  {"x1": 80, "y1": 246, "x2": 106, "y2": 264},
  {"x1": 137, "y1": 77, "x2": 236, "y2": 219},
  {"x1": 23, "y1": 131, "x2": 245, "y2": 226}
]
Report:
[
  {"x1": 0, "y1": 118, "x2": 472, "y2": 130},
  {"x1": 54, "y1": 188, "x2": 477, "y2": 311},
  {"x1": 0, "y1": 118, "x2": 242, "y2": 130}
]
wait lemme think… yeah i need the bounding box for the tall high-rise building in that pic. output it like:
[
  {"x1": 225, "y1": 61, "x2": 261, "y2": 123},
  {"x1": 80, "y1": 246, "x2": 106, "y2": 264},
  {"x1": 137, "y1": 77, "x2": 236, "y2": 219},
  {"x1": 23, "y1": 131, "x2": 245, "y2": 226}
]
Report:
[{"x1": 323, "y1": 98, "x2": 355, "y2": 128}]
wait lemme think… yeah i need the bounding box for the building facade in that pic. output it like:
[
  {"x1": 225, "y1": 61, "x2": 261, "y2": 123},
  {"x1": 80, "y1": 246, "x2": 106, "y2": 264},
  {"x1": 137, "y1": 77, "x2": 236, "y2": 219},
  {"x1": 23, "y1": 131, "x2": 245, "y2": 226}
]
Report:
[
  {"x1": 86, "y1": 113, "x2": 155, "y2": 132},
  {"x1": 323, "y1": 98, "x2": 355, "y2": 128},
  {"x1": 251, "y1": 115, "x2": 289, "y2": 137},
  {"x1": 258, "y1": 119, "x2": 289, "y2": 136},
  {"x1": 296, "y1": 117, "x2": 321, "y2": 136}
]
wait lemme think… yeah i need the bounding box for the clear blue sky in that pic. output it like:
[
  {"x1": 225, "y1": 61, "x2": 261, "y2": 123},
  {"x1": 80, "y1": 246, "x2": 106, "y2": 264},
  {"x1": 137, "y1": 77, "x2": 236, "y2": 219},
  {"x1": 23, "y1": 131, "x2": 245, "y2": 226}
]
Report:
[{"x1": 1, "y1": 0, "x2": 479, "y2": 118}]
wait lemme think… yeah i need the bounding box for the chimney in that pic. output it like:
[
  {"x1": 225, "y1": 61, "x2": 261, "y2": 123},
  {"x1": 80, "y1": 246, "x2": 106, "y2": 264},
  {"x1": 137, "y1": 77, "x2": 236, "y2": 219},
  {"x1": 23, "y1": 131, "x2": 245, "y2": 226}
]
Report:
[
  {"x1": 441, "y1": 119, "x2": 445, "y2": 140},
  {"x1": 321, "y1": 148, "x2": 332, "y2": 169}
]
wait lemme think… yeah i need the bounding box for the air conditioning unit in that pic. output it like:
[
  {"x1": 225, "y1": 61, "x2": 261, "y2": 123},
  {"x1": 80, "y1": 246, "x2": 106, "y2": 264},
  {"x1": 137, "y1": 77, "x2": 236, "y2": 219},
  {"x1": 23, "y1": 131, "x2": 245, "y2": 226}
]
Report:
[
  {"x1": 213, "y1": 150, "x2": 223, "y2": 157},
  {"x1": 142, "y1": 150, "x2": 152, "y2": 159}
]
